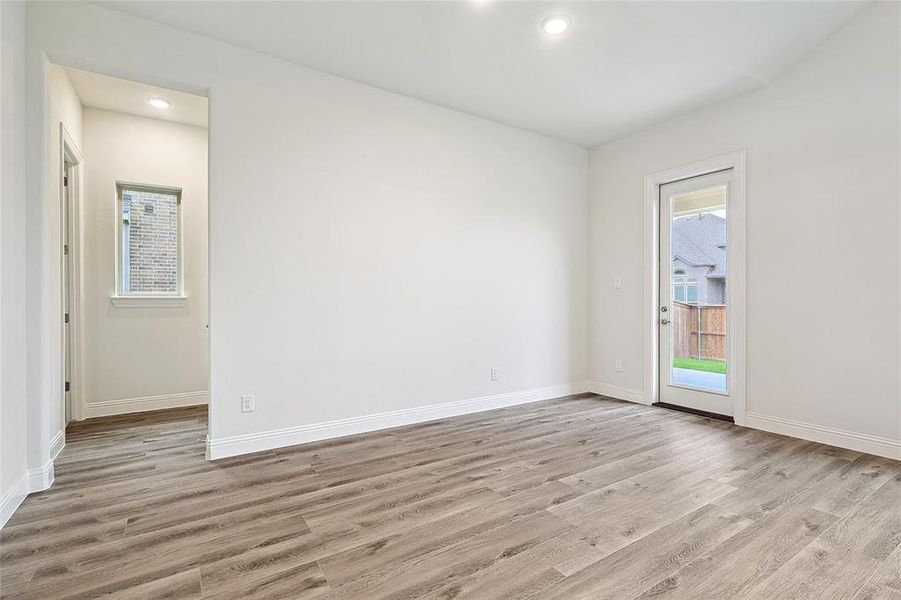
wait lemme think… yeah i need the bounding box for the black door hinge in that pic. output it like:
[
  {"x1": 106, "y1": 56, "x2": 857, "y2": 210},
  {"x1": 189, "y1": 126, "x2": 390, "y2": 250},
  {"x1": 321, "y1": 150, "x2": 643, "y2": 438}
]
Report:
[
  {"x1": 65, "y1": 381, "x2": 70, "y2": 392},
  {"x1": 64, "y1": 175, "x2": 68, "y2": 187},
  {"x1": 64, "y1": 313, "x2": 69, "y2": 323}
]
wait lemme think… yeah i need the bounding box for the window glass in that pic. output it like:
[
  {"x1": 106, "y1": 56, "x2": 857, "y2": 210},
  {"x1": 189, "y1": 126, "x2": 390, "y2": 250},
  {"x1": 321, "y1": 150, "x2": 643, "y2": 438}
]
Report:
[
  {"x1": 687, "y1": 285, "x2": 698, "y2": 304},
  {"x1": 119, "y1": 186, "x2": 180, "y2": 294}
]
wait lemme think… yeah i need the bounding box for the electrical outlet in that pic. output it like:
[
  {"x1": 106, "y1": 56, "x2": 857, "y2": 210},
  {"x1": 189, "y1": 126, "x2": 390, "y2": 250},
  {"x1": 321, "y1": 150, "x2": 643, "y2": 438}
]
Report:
[
  {"x1": 241, "y1": 394, "x2": 255, "y2": 413},
  {"x1": 614, "y1": 360, "x2": 623, "y2": 372},
  {"x1": 490, "y1": 367, "x2": 498, "y2": 381},
  {"x1": 614, "y1": 276, "x2": 623, "y2": 289}
]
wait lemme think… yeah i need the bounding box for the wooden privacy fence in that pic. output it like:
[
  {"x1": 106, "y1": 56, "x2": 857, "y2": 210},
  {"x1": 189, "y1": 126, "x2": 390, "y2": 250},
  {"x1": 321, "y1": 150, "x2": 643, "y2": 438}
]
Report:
[{"x1": 672, "y1": 301, "x2": 726, "y2": 361}]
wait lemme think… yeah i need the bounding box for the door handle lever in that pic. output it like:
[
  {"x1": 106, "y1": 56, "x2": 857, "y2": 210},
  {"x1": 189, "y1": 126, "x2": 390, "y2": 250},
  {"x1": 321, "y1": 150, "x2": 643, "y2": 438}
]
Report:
[{"x1": 660, "y1": 318, "x2": 671, "y2": 325}]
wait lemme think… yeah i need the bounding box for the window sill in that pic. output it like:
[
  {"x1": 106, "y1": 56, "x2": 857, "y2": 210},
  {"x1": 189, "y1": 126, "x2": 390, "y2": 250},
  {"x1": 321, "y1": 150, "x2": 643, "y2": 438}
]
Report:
[{"x1": 110, "y1": 295, "x2": 188, "y2": 308}]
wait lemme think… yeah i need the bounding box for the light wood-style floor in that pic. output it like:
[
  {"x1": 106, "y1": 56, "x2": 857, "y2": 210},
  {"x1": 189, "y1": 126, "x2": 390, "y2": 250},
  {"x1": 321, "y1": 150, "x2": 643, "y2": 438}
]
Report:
[{"x1": 2, "y1": 395, "x2": 901, "y2": 599}]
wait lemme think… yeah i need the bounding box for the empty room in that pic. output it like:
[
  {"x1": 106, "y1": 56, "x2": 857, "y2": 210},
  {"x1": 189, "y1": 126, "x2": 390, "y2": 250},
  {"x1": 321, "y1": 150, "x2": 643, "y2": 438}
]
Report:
[{"x1": 0, "y1": 1, "x2": 899, "y2": 599}]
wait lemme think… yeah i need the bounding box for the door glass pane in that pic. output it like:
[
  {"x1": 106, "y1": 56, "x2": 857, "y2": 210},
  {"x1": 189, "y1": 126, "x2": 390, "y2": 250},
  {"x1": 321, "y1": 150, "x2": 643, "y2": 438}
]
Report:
[{"x1": 669, "y1": 186, "x2": 727, "y2": 393}]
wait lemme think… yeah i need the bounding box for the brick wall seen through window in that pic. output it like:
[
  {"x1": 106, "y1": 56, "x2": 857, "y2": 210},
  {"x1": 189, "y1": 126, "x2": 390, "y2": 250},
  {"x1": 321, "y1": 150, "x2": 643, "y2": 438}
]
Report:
[{"x1": 120, "y1": 187, "x2": 180, "y2": 294}]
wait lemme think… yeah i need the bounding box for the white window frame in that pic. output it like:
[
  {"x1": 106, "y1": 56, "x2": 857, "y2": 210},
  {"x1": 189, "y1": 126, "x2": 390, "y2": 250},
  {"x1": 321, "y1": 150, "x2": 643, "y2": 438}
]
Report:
[
  {"x1": 672, "y1": 274, "x2": 699, "y2": 305},
  {"x1": 111, "y1": 182, "x2": 187, "y2": 307}
]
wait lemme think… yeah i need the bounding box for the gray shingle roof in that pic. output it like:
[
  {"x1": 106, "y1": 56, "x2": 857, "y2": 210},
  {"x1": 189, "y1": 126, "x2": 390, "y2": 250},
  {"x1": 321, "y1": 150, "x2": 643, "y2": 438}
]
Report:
[{"x1": 672, "y1": 214, "x2": 726, "y2": 277}]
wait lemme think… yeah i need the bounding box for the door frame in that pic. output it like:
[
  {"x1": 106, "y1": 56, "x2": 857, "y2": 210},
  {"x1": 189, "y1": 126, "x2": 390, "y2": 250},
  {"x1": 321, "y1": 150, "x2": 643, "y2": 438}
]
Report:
[
  {"x1": 642, "y1": 150, "x2": 747, "y2": 425},
  {"x1": 60, "y1": 123, "x2": 84, "y2": 424}
]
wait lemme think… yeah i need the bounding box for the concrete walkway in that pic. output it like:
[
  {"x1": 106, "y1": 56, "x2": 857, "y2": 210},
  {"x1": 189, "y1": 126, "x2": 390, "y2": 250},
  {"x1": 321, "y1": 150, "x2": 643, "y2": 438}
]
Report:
[{"x1": 672, "y1": 367, "x2": 726, "y2": 393}]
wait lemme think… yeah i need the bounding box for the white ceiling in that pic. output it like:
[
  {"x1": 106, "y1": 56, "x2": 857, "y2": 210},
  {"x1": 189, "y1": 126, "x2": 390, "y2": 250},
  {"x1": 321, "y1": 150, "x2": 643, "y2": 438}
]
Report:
[
  {"x1": 98, "y1": 1, "x2": 865, "y2": 147},
  {"x1": 66, "y1": 67, "x2": 208, "y2": 128}
]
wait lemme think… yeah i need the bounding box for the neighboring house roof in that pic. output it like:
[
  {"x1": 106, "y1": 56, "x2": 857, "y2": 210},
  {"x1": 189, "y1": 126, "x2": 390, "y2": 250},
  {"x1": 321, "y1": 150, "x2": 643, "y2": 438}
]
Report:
[{"x1": 673, "y1": 213, "x2": 727, "y2": 278}]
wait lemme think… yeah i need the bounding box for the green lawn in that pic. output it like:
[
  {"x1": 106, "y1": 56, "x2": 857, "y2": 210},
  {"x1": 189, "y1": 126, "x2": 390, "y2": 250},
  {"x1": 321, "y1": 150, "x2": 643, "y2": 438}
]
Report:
[{"x1": 673, "y1": 357, "x2": 727, "y2": 374}]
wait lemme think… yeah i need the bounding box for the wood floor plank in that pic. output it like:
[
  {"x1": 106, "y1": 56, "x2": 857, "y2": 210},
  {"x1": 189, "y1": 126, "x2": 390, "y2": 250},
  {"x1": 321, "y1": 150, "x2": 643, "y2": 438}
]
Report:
[
  {"x1": 794, "y1": 454, "x2": 897, "y2": 518},
  {"x1": 549, "y1": 451, "x2": 736, "y2": 527},
  {"x1": 328, "y1": 510, "x2": 573, "y2": 598},
  {"x1": 418, "y1": 533, "x2": 596, "y2": 600},
  {"x1": 198, "y1": 487, "x2": 505, "y2": 595},
  {"x1": 0, "y1": 565, "x2": 34, "y2": 598},
  {"x1": 103, "y1": 568, "x2": 203, "y2": 600},
  {"x1": 633, "y1": 504, "x2": 837, "y2": 599},
  {"x1": 317, "y1": 480, "x2": 579, "y2": 588},
  {"x1": 712, "y1": 452, "x2": 849, "y2": 521},
  {"x1": 822, "y1": 472, "x2": 901, "y2": 560},
  {"x1": 205, "y1": 560, "x2": 330, "y2": 600},
  {"x1": 857, "y1": 586, "x2": 901, "y2": 600},
  {"x1": 863, "y1": 543, "x2": 901, "y2": 595},
  {"x1": 17, "y1": 507, "x2": 314, "y2": 597},
  {"x1": 552, "y1": 476, "x2": 737, "y2": 575},
  {"x1": 533, "y1": 504, "x2": 752, "y2": 600},
  {"x1": 3, "y1": 397, "x2": 900, "y2": 599},
  {"x1": 742, "y1": 538, "x2": 882, "y2": 600}
]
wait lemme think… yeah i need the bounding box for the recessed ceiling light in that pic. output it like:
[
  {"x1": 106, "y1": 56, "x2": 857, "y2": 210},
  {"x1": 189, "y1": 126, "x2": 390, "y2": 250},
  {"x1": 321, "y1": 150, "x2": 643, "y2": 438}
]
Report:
[
  {"x1": 541, "y1": 15, "x2": 570, "y2": 35},
  {"x1": 147, "y1": 98, "x2": 171, "y2": 109}
]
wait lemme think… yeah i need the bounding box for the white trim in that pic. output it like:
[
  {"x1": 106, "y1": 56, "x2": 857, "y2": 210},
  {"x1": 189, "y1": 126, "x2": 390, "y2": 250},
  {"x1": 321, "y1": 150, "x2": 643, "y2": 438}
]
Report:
[
  {"x1": 746, "y1": 412, "x2": 901, "y2": 461},
  {"x1": 897, "y1": 0, "x2": 901, "y2": 471},
  {"x1": 49, "y1": 429, "x2": 65, "y2": 460},
  {"x1": 27, "y1": 459, "x2": 55, "y2": 493},
  {"x1": 207, "y1": 382, "x2": 591, "y2": 460},
  {"x1": 0, "y1": 474, "x2": 29, "y2": 530},
  {"x1": 0, "y1": 437, "x2": 62, "y2": 528},
  {"x1": 588, "y1": 382, "x2": 648, "y2": 405},
  {"x1": 109, "y1": 295, "x2": 188, "y2": 308},
  {"x1": 643, "y1": 150, "x2": 747, "y2": 424},
  {"x1": 82, "y1": 390, "x2": 208, "y2": 419},
  {"x1": 60, "y1": 123, "x2": 83, "y2": 425}
]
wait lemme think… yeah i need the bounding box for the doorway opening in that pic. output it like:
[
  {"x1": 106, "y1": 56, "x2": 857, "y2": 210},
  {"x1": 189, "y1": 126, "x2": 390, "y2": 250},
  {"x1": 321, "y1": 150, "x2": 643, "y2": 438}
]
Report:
[
  {"x1": 51, "y1": 63, "x2": 209, "y2": 452},
  {"x1": 643, "y1": 152, "x2": 747, "y2": 424},
  {"x1": 61, "y1": 130, "x2": 82, "y2": 424}
]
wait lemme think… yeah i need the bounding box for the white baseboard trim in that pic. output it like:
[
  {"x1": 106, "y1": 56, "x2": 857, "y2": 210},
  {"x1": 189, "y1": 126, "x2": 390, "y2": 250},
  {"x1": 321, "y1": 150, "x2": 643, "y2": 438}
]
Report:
[
  {"x1": 0, "y1": 473, "x2": 29, "y2": 530},
  {"x1": 82, "y1": 390, "x2": 208, "y2": 419},
  {"x1": 27, "y1": 459, "x2": 54, "y2": 493},
  {"x1": 50, "y1": 429, "x2": 65, "y2": 461},
  {"x1": 1, "y1": 431, "x2": 68, "y2": 529},
  {"x1": 588, "y1": 381, "x2": 648, "y2": 405},
  {"x1": 207, "y1": 382, "x2": 591, "y2": 460},
  {"x1": 745, "y1": 412, "x2": 901, "y2": 461}
]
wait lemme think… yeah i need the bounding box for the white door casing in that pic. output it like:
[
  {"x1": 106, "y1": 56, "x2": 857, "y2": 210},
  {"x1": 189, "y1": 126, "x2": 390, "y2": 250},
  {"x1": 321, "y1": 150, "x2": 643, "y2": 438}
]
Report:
[{"x1": 643, "y1": 150, "x2": 747, "y2": 424}]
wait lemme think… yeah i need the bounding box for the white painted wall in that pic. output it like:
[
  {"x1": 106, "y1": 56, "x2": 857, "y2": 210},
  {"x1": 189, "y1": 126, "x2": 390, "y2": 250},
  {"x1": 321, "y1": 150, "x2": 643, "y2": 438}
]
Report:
[
  {"x1": 81, "y1": 107, "x2": 209, "y2": 416},
  {"x1": 209, "y1": 82, "x2": 588, "y2": 446},
  {"x1": 23, "y1": 42, "x2": 85, "y2": 483},
  {"x1": 1, "y1": 0, "x2": 30, "y2": 527},
  {"x1": 25, "y1": 2, "x2": 589, "y2": 462},
  {"x1": 589, "y1": 5, "x2": 900, "y2": 442},
  {"x1": 50, "y1": 65, "x2": 82, "y2": 151},
  {"x1": 20, "y1": 0, "x2": 894, "y2": 478}
]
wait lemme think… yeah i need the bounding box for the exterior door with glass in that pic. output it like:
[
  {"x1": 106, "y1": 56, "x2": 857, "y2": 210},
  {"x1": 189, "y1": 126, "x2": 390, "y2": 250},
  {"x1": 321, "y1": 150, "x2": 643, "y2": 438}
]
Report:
[{"x1": 658, "y1": 169, "x2": 732, "y2": 417}]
